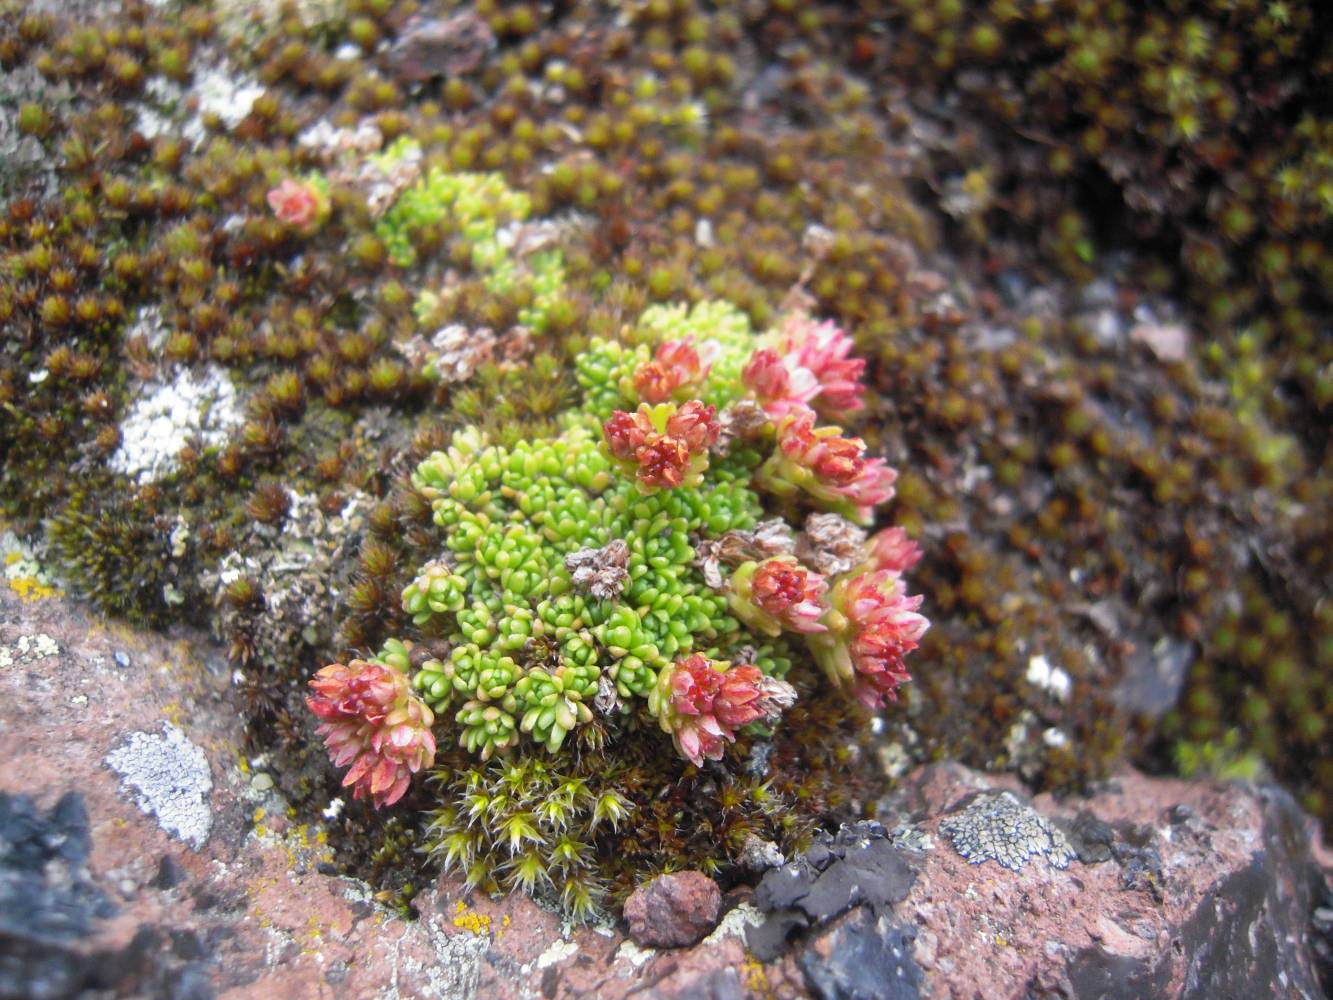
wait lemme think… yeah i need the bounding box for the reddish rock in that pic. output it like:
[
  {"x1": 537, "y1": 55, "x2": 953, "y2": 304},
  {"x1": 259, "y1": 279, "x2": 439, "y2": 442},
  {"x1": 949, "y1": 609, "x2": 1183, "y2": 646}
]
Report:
[
  {"x1": 624, "y1": 870, "x2": 724, "y2": 949},
  {"x1": 385, "y1": 12, "x2": 495, "y2": 84},
  {"x1": 795, "y1": 763, "x2": 1330, "y2": 1000}
]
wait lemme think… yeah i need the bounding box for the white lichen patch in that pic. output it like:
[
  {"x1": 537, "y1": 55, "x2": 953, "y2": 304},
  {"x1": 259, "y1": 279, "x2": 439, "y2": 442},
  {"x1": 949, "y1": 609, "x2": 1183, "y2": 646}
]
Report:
[
  {"x1": 109, "y1": 365, "x2": 244, "y2": 484},
  {"x1": 1026, "y1": 654, "x2": 1072, "y2": 702},
  {"x1": 534, "y1": 937, "x2": 578, "y2": 971},
  {"x1": 133, "y1": 76, "x2": 181, "y2": 139},
  {"x1": 134, "y1": 62, "x2": 264, "y2": 147},
  {"x1": 213, "y1": 0, "x2": 346, "y2": 45},
  {"x1": 0, "y1": 632, "x2": 60, "y2": 668},
  {"x1": 106, "y1": 722, "x2": 213, "y2": 850},
  {"x1": 382, "y1": 914, "x2": 488, "y2": 1000},
  {"x1": 700, "y1": 902, "x2": 764, "y2": 946},
  {"x1": 126, "y1": 303, "x2": 170, "y2": 350},
  {"x1": 614, "y1": 939, "x2": 656, "y2": 969},
  {"x1": 939, "y1": 791, "x2": 1074, "y2": 873},
  {"x1": 192, "y1": 66, "x2": 265, "y2": 132}
]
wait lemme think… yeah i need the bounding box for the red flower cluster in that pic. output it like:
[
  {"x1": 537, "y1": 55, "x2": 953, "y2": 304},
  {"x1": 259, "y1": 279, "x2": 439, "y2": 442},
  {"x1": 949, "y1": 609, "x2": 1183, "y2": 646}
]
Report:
[
  {"x1": 307, "y1": 659, "x2": 436, "y2": 808},
  {"x1": 865, "y1": 527, "x2": 923, "y2": 575},
  {"x1": 749, "y1": 557, "x2": 829, "y2": 634},
  {"x1": 806, "y1": 526, "x2": 929, "y2": 709},
  {"x1": 657, "y1": 654, "x2": 796, "y2": 766},
  {"x1": 267, "y1": 178, "x2": 325, "y2": 229},
  {"x1": 775, "y1": 406, "x2": 897, "y2": 516},
  {"x1": 840, "y1": 571, "x2": 929, "y2": 709},
  {"x1": 603, "y1": 400, "x2": 718, "y2": 491},
  {"x1": 633, "y1": 338, "x2": 709, "y2": 404}
]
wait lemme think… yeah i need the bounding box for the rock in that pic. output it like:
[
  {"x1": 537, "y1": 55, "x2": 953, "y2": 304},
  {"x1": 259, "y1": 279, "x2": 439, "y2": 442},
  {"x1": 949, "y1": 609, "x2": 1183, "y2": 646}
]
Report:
[
  {"x1": 799, "y1": 909, "x2": 924, "y2": 1000},
  {"x1": 737, "y1": 831, "x2": 785, "y2": 873},
  {"x1": 623, "y1": 871, "x2": 722, "y2": 948},
  {"x1": 749, "y1": 821, "x2": 918, "y2": 961},
  {"x1": 385, "y1": 12, "x2": 496, "y2": 84},
  {"x1": 875, "y1": 763, "x2": 1329, "y2": 999}
]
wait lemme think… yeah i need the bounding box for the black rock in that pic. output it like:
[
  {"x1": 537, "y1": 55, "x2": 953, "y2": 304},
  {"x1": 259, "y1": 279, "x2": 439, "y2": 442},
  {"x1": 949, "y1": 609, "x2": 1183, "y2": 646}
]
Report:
[
  {"x1": 798, "y1": 909, "x2": 923, "y2": 1000},
  {"x1": 0, "y1": 793, "x2": 218, "y2": 1000},
  {"x1": 1065, "y1": 810, "x2": 1115, "y2": 865},
  {"x1": 748, "y1": 821, "x2": 917, "y2": 961}
]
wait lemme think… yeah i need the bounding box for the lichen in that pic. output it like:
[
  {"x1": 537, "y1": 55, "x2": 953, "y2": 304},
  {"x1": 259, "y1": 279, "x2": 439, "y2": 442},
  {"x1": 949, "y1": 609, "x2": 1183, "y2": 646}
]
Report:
[
  {"x1": 108, "y1": 366, "x2": 245, "y2": 485},
  {"x1": 938, "y1": 791, "x2": 1075, "y2": 873},
  {"x1": 105, "y1": 722, "x2": 213, "y2": 850}
]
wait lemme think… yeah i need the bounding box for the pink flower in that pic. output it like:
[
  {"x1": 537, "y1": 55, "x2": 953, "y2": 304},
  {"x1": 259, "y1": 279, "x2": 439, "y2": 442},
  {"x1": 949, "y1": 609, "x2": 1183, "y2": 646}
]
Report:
[
  {"x1": 807, "y1": 570, "x2": 929, "y2": 709},
  {"x1": 665, "y1": 399, "x2": 719, "y2": 451},
  {"x1": 758, "y1": 406, "x2": 897, "y2": 523},
  {"x1": 633, "y1": 339, "x2": 709, "y2": 404},
  {"x1": 602, "y1": 408, "x2": 650, "y2": 462},
  {"x1": 653, "y1": 654, "x2": 796, "y2": 766},
  {"x1": 307, "y1": 659, "x2": 436, "y2": 808},
  {"x1": 744, "y1": 314, "x2": 866, "y2": 418},
  {"x1": 742, "y1": 348, "x2": 818, "y2": 418},
  {"x1": 747, "y1": 557, "x2": 829, "y2": 634},
  {"x1": 602, "y1": 401, "x2": 717, "y2": 492},
  {"x1": 865, "y1": 527, "x2": 923, "y2": 574},
  {"x1": 844, "y1": 574, "x2": 928, "y2": 708},
  {"x1": 773, "y1": 314, "x2": 866, "y2": 414},
  {"x1": 636, "y1": 434, "x2": 692, "y2": 490},
  {"x1": 267, "y1": 178, "x2": 325, "y2": 229}
]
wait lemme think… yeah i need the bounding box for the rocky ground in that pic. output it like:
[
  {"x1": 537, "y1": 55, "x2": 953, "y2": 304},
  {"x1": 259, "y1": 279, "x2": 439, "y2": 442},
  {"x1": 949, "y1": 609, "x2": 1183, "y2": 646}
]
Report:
[{"x1": 3, "y1": 578, "x2": 1330, "y2": 999}]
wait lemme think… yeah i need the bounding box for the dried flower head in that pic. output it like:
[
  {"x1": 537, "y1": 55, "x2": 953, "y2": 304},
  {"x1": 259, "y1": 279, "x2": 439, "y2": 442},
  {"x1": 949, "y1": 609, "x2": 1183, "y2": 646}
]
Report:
[
  {"x1": 566, "y1": 538, "x2": 630, "y2": 600},
  {"x1": 711, "y1": 398, "x2": 771, "y2": 454},
  {"x1": 796, "y1": 512, "x2": 868, "y2": 576}
]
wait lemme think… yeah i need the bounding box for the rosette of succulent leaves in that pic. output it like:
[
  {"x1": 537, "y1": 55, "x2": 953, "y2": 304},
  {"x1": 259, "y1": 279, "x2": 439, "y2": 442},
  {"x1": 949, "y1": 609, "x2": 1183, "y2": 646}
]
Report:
[{"x1": 307, "y1": 299, "x2": 928, "y2": 919}]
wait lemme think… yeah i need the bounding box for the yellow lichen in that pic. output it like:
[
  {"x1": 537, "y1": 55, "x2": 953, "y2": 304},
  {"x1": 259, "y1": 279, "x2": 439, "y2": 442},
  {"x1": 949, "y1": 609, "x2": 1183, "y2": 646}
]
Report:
[
  {"x1": 8, "y1": 576, "x2": 59, "y2": 601},
  {"x1": 452, "y1": 899, "x2": 492, "y2": 935},
  {"x1": 742, "y1": 955, "x2": 773, "y2": 999}
]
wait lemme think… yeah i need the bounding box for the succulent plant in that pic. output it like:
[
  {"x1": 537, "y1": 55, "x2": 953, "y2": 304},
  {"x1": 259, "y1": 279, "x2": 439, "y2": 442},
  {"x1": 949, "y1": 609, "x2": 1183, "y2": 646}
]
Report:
[{"x1": 307, "y1": 299, "x2": 926, "y2": 912}]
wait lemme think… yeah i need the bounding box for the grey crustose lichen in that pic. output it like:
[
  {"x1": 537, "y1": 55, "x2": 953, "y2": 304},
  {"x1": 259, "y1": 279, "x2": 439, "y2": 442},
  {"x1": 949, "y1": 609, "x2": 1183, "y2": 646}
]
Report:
[
  {"x1": 105, "y1": 722, "x2": 213, "y2": 850},
  {"x1": 939, "y1": 791, "x2": 1074, "y2": 873}
]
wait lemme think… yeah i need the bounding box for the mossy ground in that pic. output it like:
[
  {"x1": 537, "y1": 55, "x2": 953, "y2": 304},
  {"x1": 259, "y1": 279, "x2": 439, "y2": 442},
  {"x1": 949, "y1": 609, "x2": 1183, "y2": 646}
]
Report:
[{"x1": 0, "y1": 0, "x2": 1328, "y2": 906}]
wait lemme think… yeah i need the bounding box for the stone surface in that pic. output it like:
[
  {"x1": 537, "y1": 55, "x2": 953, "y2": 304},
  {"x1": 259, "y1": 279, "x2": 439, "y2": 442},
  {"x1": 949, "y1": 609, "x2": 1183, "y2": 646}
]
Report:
[
  {"x1": 748, "y1": 821, "x2": 918, "y2": 960},
  {"x1": 798, "y1": 910, "x2": 923, "y2": 1000},
  {"x1": 624, "y1": 870, "x2": 724, "y2": 949},
  {"x1": 872, "y1": 763, "x2": 1329, "y2": 1000},
  {"x1": 1, "y1": 576, "x2": 1329, "y2": 999},
  {"x1": 384, "y1": 12, "x2": 496, "y2": 84}
]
